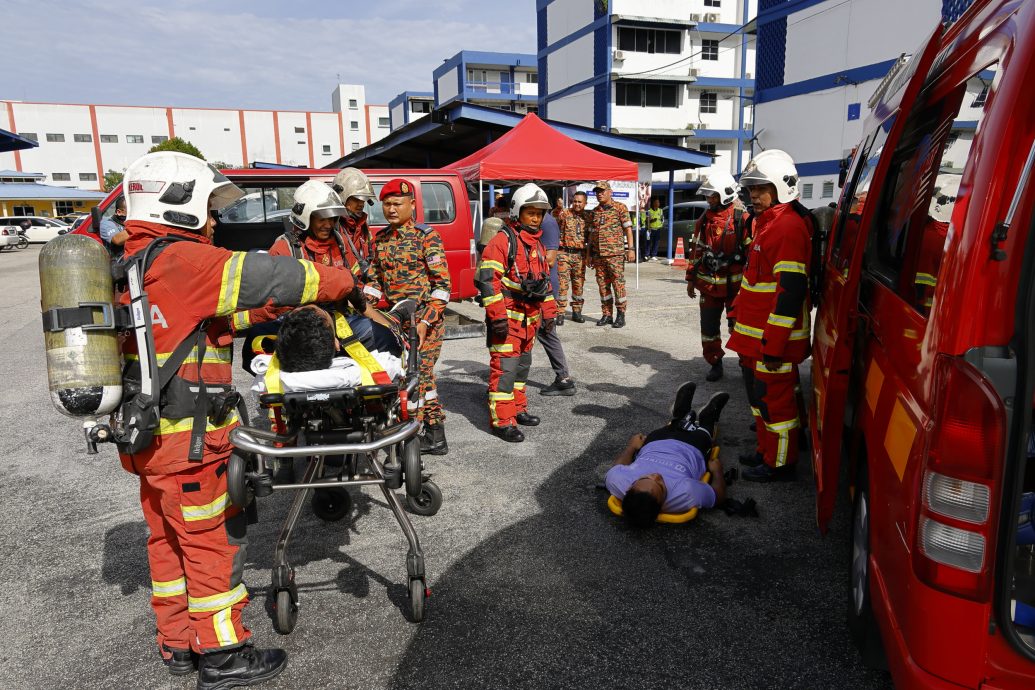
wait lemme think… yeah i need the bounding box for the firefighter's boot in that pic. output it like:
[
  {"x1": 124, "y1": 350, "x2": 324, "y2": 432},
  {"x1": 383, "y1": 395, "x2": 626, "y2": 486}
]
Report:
[
  {"x1": 196, "y1": 644, "x2": 287, "y2": 690},
  {"x1": 706, "y1": 360, "x2": 724, "y2": 382},
  {"x1": 612, "y1": 312, "x2": 626, "y2": 328},
  {"x1": 571, "y1": 311, "x2": 585, "y2": 324},
  {"x1": 162, "y1": 646, "x2": 196, "y2": 677},
  {"x1": 420, "y1": 423, "x2": 448, "y2": 456}
]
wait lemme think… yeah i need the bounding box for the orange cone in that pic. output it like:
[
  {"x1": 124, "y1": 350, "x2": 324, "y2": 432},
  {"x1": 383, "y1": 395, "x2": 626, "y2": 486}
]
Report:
[{"x1": 669, "y1": 236, "x2": 687, "y2": 267}]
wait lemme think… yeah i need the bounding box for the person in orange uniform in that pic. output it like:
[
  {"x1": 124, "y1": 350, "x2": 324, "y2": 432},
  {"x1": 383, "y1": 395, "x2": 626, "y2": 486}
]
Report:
[
  {"x1": 118, "y1": 152, "x2": 357, "y2": 687},
  {"x1": 726, "y1": 150, "x2": 812, "y2": 483},
  {"x1": 686, "y1": 172, "x2": 751, "y2": 382},
  {"x1": 589, "y1": 180, "x2": 635, "y2": 328},
  {"x1": 475, "y1": 183, "x2": 558, "y2": 442},
  {"x1": 369, "y1": 178, "x2": 452, "y2": 454},
  {"x1": 556, "y1": 191, "x2": 591, "y2": 323}
]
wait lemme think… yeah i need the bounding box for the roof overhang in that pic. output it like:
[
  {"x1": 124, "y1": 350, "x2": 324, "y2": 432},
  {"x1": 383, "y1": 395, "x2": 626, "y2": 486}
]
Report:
[
  {"x1": 0, "y1": 128, "x2": 39, "y2": 153},
  {"x1": 612, "y1": 14, "x2": 698, "y2": 29}
]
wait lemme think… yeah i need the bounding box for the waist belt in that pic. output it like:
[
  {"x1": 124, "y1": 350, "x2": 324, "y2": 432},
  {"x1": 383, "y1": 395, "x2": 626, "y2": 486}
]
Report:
[{"x1": 559, "y1": 246, "x2": 584, "y2": 252}]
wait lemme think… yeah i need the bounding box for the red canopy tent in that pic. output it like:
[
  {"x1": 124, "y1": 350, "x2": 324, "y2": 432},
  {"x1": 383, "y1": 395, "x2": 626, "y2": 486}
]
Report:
[{"x1": 448, "y1": 113, "x2": 638, "y2": 184}]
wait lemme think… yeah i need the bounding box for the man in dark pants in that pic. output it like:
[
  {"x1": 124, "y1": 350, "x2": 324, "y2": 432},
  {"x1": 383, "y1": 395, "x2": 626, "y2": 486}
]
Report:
[{"x1": 537, "y1": 208, "x2": 576, "y2": 396}]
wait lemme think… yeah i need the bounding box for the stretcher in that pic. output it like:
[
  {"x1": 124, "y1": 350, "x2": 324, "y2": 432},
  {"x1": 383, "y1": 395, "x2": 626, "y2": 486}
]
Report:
[
  {"x1": 607, "y1": 445, "x2": 719, "y2": 524},
  {"x1": 227, "y1": 302, "x2": 438, "y2": 631}
]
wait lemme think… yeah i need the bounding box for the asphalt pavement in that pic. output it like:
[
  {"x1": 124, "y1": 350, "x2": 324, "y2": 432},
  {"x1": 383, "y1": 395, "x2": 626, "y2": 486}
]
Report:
[{"x1": 0, "y1": 245, "x2": 891, "y2": 689}]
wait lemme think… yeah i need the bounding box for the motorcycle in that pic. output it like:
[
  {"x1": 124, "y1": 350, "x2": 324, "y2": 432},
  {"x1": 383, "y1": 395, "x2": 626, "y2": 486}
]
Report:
[{"x1": 16, "y1": 228, "x2": 28, "y2": 250}]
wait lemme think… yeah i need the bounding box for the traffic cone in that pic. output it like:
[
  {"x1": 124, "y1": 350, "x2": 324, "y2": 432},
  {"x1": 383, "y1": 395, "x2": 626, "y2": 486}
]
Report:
[{"x1": 669, "y1": 237, "x2": 687, "y2": 267}]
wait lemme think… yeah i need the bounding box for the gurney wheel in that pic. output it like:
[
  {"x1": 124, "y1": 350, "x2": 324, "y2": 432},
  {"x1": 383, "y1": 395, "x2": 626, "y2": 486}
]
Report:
[
  {"x1": 409, "y1": 578, "x2": 427, "y2": 623},
  {"x1": 403, "y1": 438, "x2": 422, "y2": 498},
  {"x1": 227, "y1": 453, "x2": 253, "y2": 508},
  {"x1": 273, "y1": 589, "x2": 298, "y2": 635},
  {"x1": 311, "y1": 488, "x2": 353, "y2": 522},
  {"x1": 405, "y1": 481, "x2": 442, "y2": 517}
]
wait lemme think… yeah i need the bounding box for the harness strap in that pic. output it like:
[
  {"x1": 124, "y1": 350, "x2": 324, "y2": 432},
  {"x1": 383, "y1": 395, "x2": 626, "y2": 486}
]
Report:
[{"x1": 334, "y1": 313, "x2": 392, "y2": 386}]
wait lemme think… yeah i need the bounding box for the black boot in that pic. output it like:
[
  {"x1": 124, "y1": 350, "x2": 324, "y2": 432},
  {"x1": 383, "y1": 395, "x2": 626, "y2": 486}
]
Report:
[
  {"x1": 541, "y1": 376, "x2": 576, "y2": 396},
  {"x1": 705, "y1": 360, "x2": 724, "y2": 382},
  {"x1": 670, "y1": 382, "x2": 696, "y2": 421},
  {"x1": 419, "y1": 423, "x2": 448, "y2": 455},
  {"x1": 696, "y1": 392, "x2": 730, "y2": 435},
  {"x1": 556, "y1": 313, "x2": 565, "y2": 327},
  {"x1": 742, "y1": 463, "x2": 797, "y2": 483},
  {"x1": 516, "y1": 412, "x2": 540, "y2": 426},
  {"x1": 492, "y1": 425, "x2": 525, "y2": 443},
  {"x1": 161, "y1": 645, "x2": 195, "y2": 677},
  {"x1": 612, "y1": 312, "x2": 626, "y2": 328},
  {"x1": 197, "y1": 644, "x2": 287, "y2": 690},
  {"x1": 571, "y1": 311, "x2": 585, "y2": 324},
  {"x1": 596, "y1": 314, "x2": 613, "y2": 326},
  {"x1": 738, "y1": 451, "x2": 764, "y2": 467}
]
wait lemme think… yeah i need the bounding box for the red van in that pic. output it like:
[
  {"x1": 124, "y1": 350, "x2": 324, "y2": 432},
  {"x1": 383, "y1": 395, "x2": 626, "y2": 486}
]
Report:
[
  {"x1": 75, "y1": 168, "x2": 479, "y2": 301},
  {"x1": 810, "y1": 0, "x2": 1035, "y2": 687}
]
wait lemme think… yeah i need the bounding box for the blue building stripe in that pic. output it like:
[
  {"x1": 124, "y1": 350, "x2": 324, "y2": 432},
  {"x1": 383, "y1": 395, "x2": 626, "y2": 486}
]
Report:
[
  {"x1": 795, "y1": 159, "x2": 842, "y2": 176},
  {"x1": 757, "y1": 0, "x2": 829, "y2": 25},
  {"x1": 756, "y1": 58, "x2": 899, "y2": 104}
]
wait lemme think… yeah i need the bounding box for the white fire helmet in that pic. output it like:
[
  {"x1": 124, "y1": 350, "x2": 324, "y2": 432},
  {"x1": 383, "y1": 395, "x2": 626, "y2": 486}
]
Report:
[
  {"x1": 290, "y1": 180, "x2": 347, "y2": 232},
  {"x1": 699, "y1": 172, "x2": 739, "y2": 206},
  {"x1": 739, "y1": 149, "x2": 800, "y2": 204},
  {"x1": 929, "y1": 173, "x2": 962, "y2": 224},
  {"x1": 331, "y1": 167, "x2": 376, "y2": 206},
  {"x1": 124, "y1": 152, "x2": 243, "y2": 231},
  {"x1": 510, "y1": 183, "x2": 551, "y2": 219}
]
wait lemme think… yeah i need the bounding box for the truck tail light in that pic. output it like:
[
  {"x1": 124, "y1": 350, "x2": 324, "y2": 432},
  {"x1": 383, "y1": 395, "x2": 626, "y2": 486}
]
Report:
[
  {"x1": 470, "y1": 238, "x2": 478, "y2": 269},
  {"x1": 1, "y1": 228, "x2": 8, "y2": 236},
  {"x1": 913, "y1": 355, "x2": 1005, "y2": 601}
]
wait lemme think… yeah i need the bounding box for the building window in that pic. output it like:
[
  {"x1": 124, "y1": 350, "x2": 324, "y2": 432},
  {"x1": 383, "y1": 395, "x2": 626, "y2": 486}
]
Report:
[
  {"x1": 127, "y1": 134, "x2": 144, "y2": 144},
  {"x1": 322, "y1": 144, "x2": 331, "y2": 154},
  {"x1": 100, "y1": 134, "x2": 118, "y2": 143},
  {"x1": 350, "y1": 121, "x2": 359, "y2": 131},
  {"x1": 802, "y1": 183, "x2": 813, "y2": 199},
  {"x1": 699, "y1": 92, "x2": 718, "y2": 114},
  {"x1": 617, "y1": 27, "x2": 682, "y2": 54},
  {"x1": 20, "y1": 132, "x2": 37, "y2": 142},
  {"x1": 349, "y1": 99, "x2": 358, "y2": 109},
  {"x1": 73, "y1": 134, "x2": 92, "y2": 143},
  {"x1": 352, "y1": 142, "x2": 361, "y2": 151},
  {"x1": 704, "y1": 0, "x2": 721, "y2": 7},
  {"x1": 293, "y1": 126, "x2": 305, "y2": 134},
  {"x1": 79, "y1": 173, "x2": 98, "y2": 182},
  {"x1": 12, "y1": 205, "x2": 35, "y2": 215},
  {"x1": 151, "y1": 135, "x2": 168, "y2": 144},
  {"x1": 699, "y1": 143, "x2": 716, "y2": 155},
  {"x1": 702, "y1": 39, "x2": 719, "y2": 61},
  {"x1": 297, "y1": 141, "x2": 305, "y2": 145},
  {"x1": 224, "y1": 127, "x2": 231, "y2": 131},
  {"x1": 616, "y1": 81, "x2": 679, "y2": 108},
  {"x1": 51, "y1": 173, "x2": 71, "y2": 181},
  {"x1": 822, "y1": 181, "x2": 835, "y2": 198},
  {"x1": 46, "y1": 133, "x2": 65, "y2": 143},
  {"x1": 411, "y1": 101, "x2": 432, "y2": 114},
  {"x1": 972, "y1": 84, "x2": 989, "y2": 107},
  {"x1": 55, "y1": 201, "x2": 76, "y2": 215},
  {"x1": 524, "y1": 72, "x2": 538, "y2": 83}
]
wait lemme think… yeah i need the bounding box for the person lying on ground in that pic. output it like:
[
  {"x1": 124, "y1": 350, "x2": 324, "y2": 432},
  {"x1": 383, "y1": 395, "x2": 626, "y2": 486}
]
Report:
[{"x1": 605, "y1": 383, "x2": 729, "y2": 528}]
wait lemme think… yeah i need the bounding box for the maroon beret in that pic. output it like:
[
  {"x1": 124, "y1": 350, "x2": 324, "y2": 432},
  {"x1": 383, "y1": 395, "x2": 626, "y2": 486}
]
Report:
[{"x1": 379, "y1": 178, "x2": 415, "y2": 200}]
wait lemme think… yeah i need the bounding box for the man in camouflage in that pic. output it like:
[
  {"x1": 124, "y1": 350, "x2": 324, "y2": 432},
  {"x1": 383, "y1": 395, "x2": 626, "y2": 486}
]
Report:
[
  {"x1": 556, "y1": 191, "x2": 591, "y2": 324},
  {"x1": 369, "y1": 178, "x2": 452, "y2": 455},
  {"x1": 589, "y1": 180, "x2": 635, "y2": 328}
]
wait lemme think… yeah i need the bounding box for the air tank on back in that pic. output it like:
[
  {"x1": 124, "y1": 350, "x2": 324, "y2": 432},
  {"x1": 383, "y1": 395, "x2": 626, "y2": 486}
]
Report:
[{"x1": 39, "y1": 234, "x2": 122, "y2": 417}]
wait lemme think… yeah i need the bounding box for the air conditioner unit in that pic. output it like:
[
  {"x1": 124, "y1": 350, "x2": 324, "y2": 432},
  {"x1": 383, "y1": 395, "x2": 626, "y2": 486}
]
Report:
[
  {"x1": 689, "y1": 68, "x2": 700, "y2": 78},
  {"x1": 704, "y1": 13, "x2": 719, "y2": 22},
  {"x1": 689, "y1": 13, "x2": 701, "y2": 22},
  {"x1": 613, "y1": 49, "x2": 626, "y2": 61}
]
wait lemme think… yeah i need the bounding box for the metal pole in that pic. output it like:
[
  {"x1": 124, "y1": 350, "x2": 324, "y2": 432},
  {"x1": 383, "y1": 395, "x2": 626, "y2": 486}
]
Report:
[
  {"x1": 667, "y1": 170, "x2": 675, "y2": 262},
  {"x1": 634, "y1": 188, "x2": 639, "y2": 289},
  {"x1": 479, "y1": 179, "x2": 484, "y2": 223}
]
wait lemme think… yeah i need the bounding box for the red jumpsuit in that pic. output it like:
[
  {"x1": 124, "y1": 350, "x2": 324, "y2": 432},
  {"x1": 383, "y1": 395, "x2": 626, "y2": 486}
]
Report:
[
  {"x1": 119, "y1": 221, "x2": 353, "y2": 656},
  {"x1": 726, "y1": 203, "x2": 811, "y2": 469},
  {"x1": 686, "y1": 204, "x2": 751, "y2": 364},
  {"x1": 475, "y1": 222, "x2": 557, "y2": 428}
]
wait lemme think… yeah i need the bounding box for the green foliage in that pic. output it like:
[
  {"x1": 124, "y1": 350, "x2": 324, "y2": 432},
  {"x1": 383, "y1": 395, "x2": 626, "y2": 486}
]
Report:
[
  {"x1": 147, "y1": 137, "x2": 206, "y2": 160},
  {"x1": 103, "y1": 169, "x2": 124, "y2": 192}
]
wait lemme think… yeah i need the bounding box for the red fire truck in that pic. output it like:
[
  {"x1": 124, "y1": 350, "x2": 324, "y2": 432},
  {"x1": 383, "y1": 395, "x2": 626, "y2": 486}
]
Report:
[{"x1": 810, "y1": 0, "x2": 1035, "y2": 687}]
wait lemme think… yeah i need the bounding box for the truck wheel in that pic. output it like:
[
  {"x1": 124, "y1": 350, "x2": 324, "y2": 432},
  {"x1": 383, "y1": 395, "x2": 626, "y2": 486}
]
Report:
[{"x1": 847, "y1": 463, "x2": 887, "y2": 669}]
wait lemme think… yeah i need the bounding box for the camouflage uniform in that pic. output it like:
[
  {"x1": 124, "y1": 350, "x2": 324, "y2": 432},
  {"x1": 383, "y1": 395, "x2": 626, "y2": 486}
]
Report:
[
  {"x1": 590, "y1": 200, "x2": 632, "y2": 316},
  {"x1": 369, "y1": 220, "x2": 451, "y2": 424},
  {"x1": 556, "y1": 207, "x2": 590, "y2": 315}
]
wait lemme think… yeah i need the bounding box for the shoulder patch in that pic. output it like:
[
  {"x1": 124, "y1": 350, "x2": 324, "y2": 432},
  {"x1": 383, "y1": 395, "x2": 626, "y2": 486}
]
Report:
[{"x1": 415, "y1": 223, "x2": 434, "y2": 236}]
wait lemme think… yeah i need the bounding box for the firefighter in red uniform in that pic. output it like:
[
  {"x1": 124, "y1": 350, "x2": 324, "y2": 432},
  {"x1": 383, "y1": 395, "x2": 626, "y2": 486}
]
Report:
[
  {"x1": 686, "y1": 172, "x2": 751, "y2": 382},
  {"x1": 118, "y1": 152, "x2": 357, "y2": 687},
  {"x1": 475, "y1": 183, "x2": 558, "y2": 442},
  {"x1": 913, "y1": 174, "x2": 959, "y2": 315},
  {"x1": 331, "y1": 167, "x2": 378, "y2": 285},
  {"x1": 726, "y1": 150, "x2": 812, "y2": 482}
]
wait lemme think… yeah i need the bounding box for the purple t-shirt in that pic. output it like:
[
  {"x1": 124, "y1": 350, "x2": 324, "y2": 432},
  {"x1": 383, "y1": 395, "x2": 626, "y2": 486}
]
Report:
[{"x1": 605, "y1": 439, "x2": 716, "y2": 513}]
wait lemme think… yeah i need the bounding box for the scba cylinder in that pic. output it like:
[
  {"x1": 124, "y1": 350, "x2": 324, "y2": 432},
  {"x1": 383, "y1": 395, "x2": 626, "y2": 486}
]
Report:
[{"x1": 39, "y1": 234, "x2": 122, "y2": 417}]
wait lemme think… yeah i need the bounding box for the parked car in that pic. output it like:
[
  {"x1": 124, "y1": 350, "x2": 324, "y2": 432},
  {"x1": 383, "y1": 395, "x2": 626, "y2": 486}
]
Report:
[
  {"x1": 653, "y1": 201, "x2": 709, "y2": 258},
  {"x1": 74, "y1": 168, "x2": 479, "y2": 301},
  {"x1": 0, "y1": 216, "x2": 69, "y2": 243},
  {"x1": 810, "y1": 0, "x2": 1035, "y2": 687},
  {"x1": 0, "y1": 226, "x2": 20, "y2": 250}
]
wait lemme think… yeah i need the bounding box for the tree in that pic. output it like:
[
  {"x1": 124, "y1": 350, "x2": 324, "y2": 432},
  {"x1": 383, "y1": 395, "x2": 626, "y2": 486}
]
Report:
[
  {"x1": 147, "y1": 137, "x2": 206, "y2": 160},
  {"x1": 103, "y1": 169, "x2": 124, "y2": 192}
]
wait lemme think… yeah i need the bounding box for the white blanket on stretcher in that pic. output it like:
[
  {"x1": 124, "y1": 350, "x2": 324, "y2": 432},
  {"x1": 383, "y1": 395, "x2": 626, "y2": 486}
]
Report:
[{"x1": 250, "y1": 352, "x2": 404, "y2": 393}]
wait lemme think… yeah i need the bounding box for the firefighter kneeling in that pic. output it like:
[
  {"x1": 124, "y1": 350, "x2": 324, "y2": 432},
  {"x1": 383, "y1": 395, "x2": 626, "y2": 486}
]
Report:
[
  {"x1": 476, "y1": 183, "x2": 557, "y2": 443},
  {"x1": 726, "y1": 150, "x2": 813, "y2": 483}
]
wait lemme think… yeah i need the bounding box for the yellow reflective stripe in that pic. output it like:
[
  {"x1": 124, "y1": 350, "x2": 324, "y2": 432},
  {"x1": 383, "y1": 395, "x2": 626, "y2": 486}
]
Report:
[
  {"x1": 125, "y1": 346, "x2": 233, "y2": 366},
  {"x1": 151, "y1": 577, "x2": 186, "y2": 597},
  {"x1": 755, "y1": 361, "x2": 794, "y2": 374},
  {"x1": 742, "y1": 280, "x2": 777, "y2": 293},
  {"x1": 181, "y1": 492, "x2": 230, "y2": 522},
  {"x1": 791, "y1": 328, "x2": 811, "y2": 341},
  {"x1": 215, "y1": 252, "x2": 246, "y2": 316},
  {"x1": 489, "y1": 392, "x2": 514, "y2": 401},
  {"x1": 156, "y1": 411, "x2": 240, "y2": 436},
  {"x1": 501, "y1": 277, "x2": 523, "y2": 291},
  {"x1": 213, "y1": 607, "x2": 239, "y2": 647},
  {"x1": 767, "y1": 313, "x2": 796, "y2": 328},
  {"x1": 514, "y1": 382, "x2": 526, "y2": 390},
  {"x1": 507, "y1": 309, "x2": 525, "y2": 321},
  {"x1": 479, "y1": 260, "x2": 505, "y2": 273},
  {"x1": 749, "y1": 406, "x2": 761, "y2": 417},
  {"x1": 188, "y1": 583, "x2": 248, "y2": 613},
  {"x1": 695, "y1": 273, "x2": 725, "y2": 285},
  {"x1": 489, "y1": 343, "x2": 514, "y2": 353},
  {"x1": 299, "y1": 260, "x2": 320, "y2": 304},
  {"x1": 773, "y1": 261, "x2": 807, "y2": 274},
  {"x1": 734, "y1": 322, "x2": 764, "y2": 339},
  {"x1": 915, "y1": 272, "x2": 937, "y2": 287},
  {"x1": 482, "y1": 294, "x2": 503, "y2": 305},
  {"x1": 232, "y1": 310, "x2": 251, "y2": 331},
  {"x1": 764, "y1": 418, "x2": 801, "y2": 433}
]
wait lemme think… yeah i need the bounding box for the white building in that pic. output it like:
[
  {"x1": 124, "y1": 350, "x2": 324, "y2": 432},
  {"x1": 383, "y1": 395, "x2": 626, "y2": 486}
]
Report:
[
  {"x1": 433, "y1": 51, "x2": 539, "y2": 115},
  {"x1": 0, "y1": 84, "x2": 391, "y2": 190},
  {"x1": 537, "y1": 0, "x2": 756, "y2": 183},
  {"x1": 749, "y1": 0, "x2": 959, "y2": 203},
  {"x1": 388, "y1": 92, "x2": 435, "y2": 131}
]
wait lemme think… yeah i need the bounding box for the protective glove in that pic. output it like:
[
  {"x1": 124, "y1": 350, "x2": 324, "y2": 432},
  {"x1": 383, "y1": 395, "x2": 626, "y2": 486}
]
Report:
[
  {"x1": 346, "y1": 285, "x2": 368, "y2": 314},
  {"x1": 541, "y1": 317, "x2": 556, "y2": 333},
  {"x1": 686, "y1": 283, "x2": 697, "y2": 299},
  {"x1": 489, "y1": 319, "x2": 509, "y2": 339},
  {"x1": 762, "y1": 353, "x2": 783, "y2": 372}
]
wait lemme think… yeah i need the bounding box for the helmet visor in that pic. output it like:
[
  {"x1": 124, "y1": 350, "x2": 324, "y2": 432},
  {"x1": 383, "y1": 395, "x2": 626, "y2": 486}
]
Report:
[
  {"x1": 209, "y1": 179, "x2": 245, "y2": 211},
  {"x1": 310, "y1": 205, "x2": 348, "y2": 221}
]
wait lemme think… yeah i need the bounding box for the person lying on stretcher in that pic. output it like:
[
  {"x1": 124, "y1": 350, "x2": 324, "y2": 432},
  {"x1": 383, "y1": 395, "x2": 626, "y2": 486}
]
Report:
[
  {"x1": 250, "y1": 305, "x2": 403, "y2": 392},
  {"x1": 605, "y1": 383, "x2": 729, "y2": 528}
]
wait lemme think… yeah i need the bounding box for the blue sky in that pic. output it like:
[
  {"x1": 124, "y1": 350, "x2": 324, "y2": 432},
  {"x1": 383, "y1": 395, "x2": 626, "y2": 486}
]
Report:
[{"x1": 0, "y1": 0, "x2": 538, "y2": 110}]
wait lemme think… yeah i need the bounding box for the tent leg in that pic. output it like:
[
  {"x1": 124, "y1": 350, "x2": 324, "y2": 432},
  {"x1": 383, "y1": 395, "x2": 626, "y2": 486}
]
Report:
[
  {"x1": 667, "y1": 170, "x2": 675, "y2": 262},
  {"x1": 479, "y1": 180, "x2": 484, "y2": 224},
  {"x1": 634, "y1": 197, "x2": 639, "y2": 290}
]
